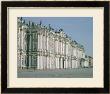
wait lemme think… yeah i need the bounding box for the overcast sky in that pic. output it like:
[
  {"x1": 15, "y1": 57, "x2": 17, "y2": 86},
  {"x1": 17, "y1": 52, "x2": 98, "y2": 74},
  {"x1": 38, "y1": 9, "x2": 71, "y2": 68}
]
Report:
[{"x1": 22, "y1": 17, "x2": 93, "y2": 57}]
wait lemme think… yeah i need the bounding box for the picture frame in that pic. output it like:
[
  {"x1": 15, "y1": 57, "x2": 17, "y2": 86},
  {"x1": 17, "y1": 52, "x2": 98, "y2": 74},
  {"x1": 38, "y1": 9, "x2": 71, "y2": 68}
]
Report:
[{"x1": 1, "y1": 1, "x2": 109, "y2": 93}]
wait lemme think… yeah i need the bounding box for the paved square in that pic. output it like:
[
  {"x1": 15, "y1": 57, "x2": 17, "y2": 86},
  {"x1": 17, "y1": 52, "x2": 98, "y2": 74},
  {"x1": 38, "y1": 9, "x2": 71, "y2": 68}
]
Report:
[{"x1": 18, "y1": 68, "x2": 93, "y2": 78}]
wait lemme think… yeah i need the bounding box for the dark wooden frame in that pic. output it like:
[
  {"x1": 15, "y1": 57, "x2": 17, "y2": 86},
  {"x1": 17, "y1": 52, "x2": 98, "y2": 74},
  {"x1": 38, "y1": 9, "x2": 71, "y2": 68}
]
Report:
[{"x1": 1, "y1": 1, "x2": 109, "y2": 93}]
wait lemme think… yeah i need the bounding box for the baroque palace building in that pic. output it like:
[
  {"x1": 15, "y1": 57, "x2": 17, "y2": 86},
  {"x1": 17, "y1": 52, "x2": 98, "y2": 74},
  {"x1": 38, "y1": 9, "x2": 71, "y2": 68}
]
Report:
[{"x1": 17, "y1": 17, "x2": 92, "y2": 70}]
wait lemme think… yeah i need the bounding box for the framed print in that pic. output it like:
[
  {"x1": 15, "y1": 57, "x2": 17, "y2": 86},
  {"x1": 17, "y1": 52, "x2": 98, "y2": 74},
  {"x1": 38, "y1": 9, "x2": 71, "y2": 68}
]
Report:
[{"x1": 1, "y1": 1, "x2": 109, "y2": 93}]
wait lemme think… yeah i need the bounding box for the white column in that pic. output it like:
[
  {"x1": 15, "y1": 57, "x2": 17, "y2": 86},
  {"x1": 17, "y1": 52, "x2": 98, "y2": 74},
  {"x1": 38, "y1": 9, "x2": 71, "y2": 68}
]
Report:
[
  {"x1": 23, "y1": 55, "x2": 26, "y2": 67},
  {"x1": 57, "y1": 57, "x2": 59, "y2": 69},
  {"x1": 21, "y1": 30, "x2": 23, "y2": 50},
  {"x1": 40, "y1": 56, "x2": 43, "y2": 69},
  {"x1": 55, "y1": 57, "x2": 57, "y2": 69},
  {"x1": 62, "y1": 41, "x2": 63, "y2": 54},
  {"x1": 74, "y1": 60, "x2": 77, "y2": 68},
  {"x1": 55, "y1": 40, "x2": 58, "y2": 54},
  {"x1": 60, "y1": 42, "x2": 61, "y2": 54},
  {"x1": 18, "y1": 28, "x2": 20, "y2": 50},
  {"x1": 48, "y1": 37, "x2": 50, "y2": 53},
  {"x1": 42, "y1": 36, "x2": 44, "y2": 50},
  {"x1": 29, "y1": 55, "x2": 31, "y2": 68},
  {"x1": 32, "y1": 33, "x2": 34, "y2": 51},
  {"x1": 58, "y1": 41, "x2": 60, "y2": 53},
  {"x1": 51, "y1": 38, "x2": 53, "y2": 53},
  {"x1": 49, "y1": 38, "x2": 51, "y2": 53},
  {"x1": 23, "y1": 32, "x2": 24, "y2": 50},
  {"x1": 68, "y1": 43, "x2": 69, "y2": 56},
  {"x1": 53, "y1": 56, "x2": 55, "y2": 69},
  {"x1": 43, "y1": 36, "x2": 45, "y2": 50},
  {"x1": 43, "y1": 56, "x2": 45, "y2": 69},
  {"x1": 20, "y1": 30, "x2": 22, "y2": 50},
  {"x1": 57, "y1": 41, "x2": 58, "y2": 54},
  {"x1": 69, "y1": 58, "x2": 71, "y2": 68},
  {"x1": 38, "y1": 35, "x2": 39, "y2": 49},
  {"x1": 53, "y1": 38, "x2": 55, "y2": 54},
  {"x1": 67, "y1": 58, "x2": 69, "y2": 68},
  {"x1": 47, "y1": 56, "x2": 49, "y2": 69},
  {"x1": 60, "y1": 58, "x2": 62, "y2": 69},
  {"x1": 23, "y1": 55, "x2": 25, "y2": 67},
  {"x1": 55, "y1": 41, "x2": 56, "y2": 53},
  {"x1": 77, "y1": 60, "x2": 79, "y2": 68},
  {"x1": 52, "y1": 56, "x2": 54, "y2": 69},
  {"x1": 55, "y1": 57, "x2": 58, "y2": 69},
  {"x1": 39, "y1": 35, "x2": 40, "y2": 50},
  {"x1": 62, "y1": 42, "x2": 63, "y2": 55},
  {"x1": 24, "y1": 33, "x2": 27, "y2": 51},
  {"x1": 39, "y1": 55, "x2": 41, "y2": 69},
  {"x1": 76, "y1": 60, "x2": 78, "y2": 68},
  {"x1": 37, "y1": 56, "x2": 40, "y2": 69},
  {"x1": 42, "y1": 56, "x2": 44, "y2": 69},
  {"x1": 44, "y1": 56, "x2": 47, "y2": 69},
  {"x1": 51, "y1": 39, "x2": 53, "y2": 53},
  {"x1": 44, "y1": 36, "x2": 46, "y2": 50},
  {"x1": 49, "y1": 56, "x2": 51, "y2": 69},
  {"x1": 60, "y1": 41, "x2": 62, "y2": 54},
  {"x1": 63, "y1": 42, "x2": 65, "y2": 54},
  {"x1": 71, "y1": 60, "x2": 73, "y2": 68},
  {"x1": 73, "y1": 47, "x2": 75, "y2": 56},
  {"x1": 17, "y1": 54, "x2": 20, "y2": 68},
  {"x1": 20, "y1": 55, "x2": 22, "y2": 68},
  {"x1": 59, "y1": 41, "x2": 61, "y2": 53},
  {"x1": 51, "y1": 38, "x2": 54, "y2": 53},
  {"x1": 68, "y1": 58, "x2": 70, "y2": 68},
  {"x1": 38, "y1": 56, "x2": 41, "y2": 69},
  {"x1": 39, "y1": 35, "x2": 41, "y2": 49},
  {"x1": 63, "y1": 42, "x2": 64, "y2": 55},
  {"x1": 65, "y1": 59, "x2": 67, "y2": 69},
  {"x1": 40, "y1": 35, "x2": 42, "y2": 50},
  {"x1": 39, "y1": 35, "x2": 41, "y2": 50},
  {"x1": 66, "y1": 43, "x2": 68, "y2": 56},
  {"x1": 47, "y1": 37, "x2": 49, "y2": 51},
  {"x1": 64, "y1": 60, "x2": 66, "y2": 69},
  {"x1": 51, "y1": 56, "x2": 53, "y2": 69},
  {"x1": 45, "y1": 56, "x2": 47, "y2": 69},
  {"x1": 74, "y1": 60, "x2": 76, "y2": 68},
  {"x1": 75, "y1": 48, "x2": 77, "y2": 57},
  {"x1": 29, "y1": 34, "x2": 31, "y2": 50},
  {"x1": 57, "y1": 57, "x2": 60, "y2": 69},
  {"x1": 73, "y1": 60, "x2": 74, "y2": 68},
  {"x1": 72, "y1": 60, "x2": 74, "y2": 68},
  {"x1": 77, "y1": 50, "x2": 79, "y2": 59}
]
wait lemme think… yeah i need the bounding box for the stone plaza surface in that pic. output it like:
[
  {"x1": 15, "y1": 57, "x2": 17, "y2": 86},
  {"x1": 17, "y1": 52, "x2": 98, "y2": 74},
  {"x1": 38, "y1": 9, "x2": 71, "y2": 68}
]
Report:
[{"x1": 18, "y1": 68, "x2": 93, "y2": 78}]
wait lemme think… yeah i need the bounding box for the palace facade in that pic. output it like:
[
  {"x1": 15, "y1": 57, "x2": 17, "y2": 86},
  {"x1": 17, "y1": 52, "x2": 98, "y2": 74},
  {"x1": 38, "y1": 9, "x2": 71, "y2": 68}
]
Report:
[{"x1": 17, "y1": 17, "x2": 92, "y2": 70}]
